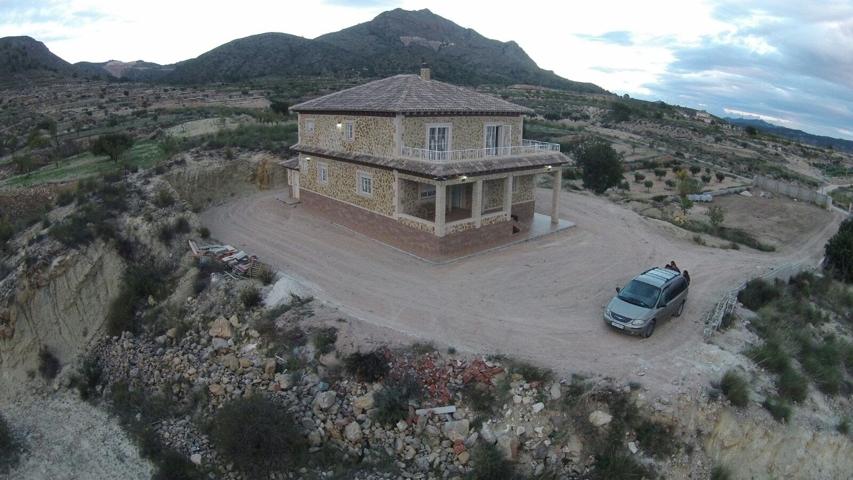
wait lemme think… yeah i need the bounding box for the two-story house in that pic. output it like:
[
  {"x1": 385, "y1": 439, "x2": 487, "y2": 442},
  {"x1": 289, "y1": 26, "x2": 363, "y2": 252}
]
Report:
[{"x1": 287, "y1": 66, "x2": 571, "y2": 258}]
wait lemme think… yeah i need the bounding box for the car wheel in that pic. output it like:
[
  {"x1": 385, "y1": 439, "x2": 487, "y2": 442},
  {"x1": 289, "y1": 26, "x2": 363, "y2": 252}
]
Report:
[
  {"x1": 643, "y1": 319, "x2": 656, "y2": 338},
  {"x1": 675, "y1": 300, "x2": 685, "y2": 317}
]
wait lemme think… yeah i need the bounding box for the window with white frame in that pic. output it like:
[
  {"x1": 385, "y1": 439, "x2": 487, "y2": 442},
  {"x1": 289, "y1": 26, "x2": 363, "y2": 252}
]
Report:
[
  {"x1": 343, "y1": 121, "x2": 354, "y2": 141},
  {"x1": 317, "y1": 162, "x2": 329, "y2": 184},
  {"x1": 426, "y1": 124, "x2": 451, "y2": 161},
  {"x1": 305, "y1": 119, "x2": 315, "y2": 134},
  {"x1": 357, "y1": 171, "x2": 373, "y2": 196},
  {"x1": 485, "y1": 124, "x2": 512, "y2": 156}
]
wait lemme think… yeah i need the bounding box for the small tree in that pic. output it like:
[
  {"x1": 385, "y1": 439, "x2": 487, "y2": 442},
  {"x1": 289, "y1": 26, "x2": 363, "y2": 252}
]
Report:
[
  {"x1": 665, "y1": 179, "x2": 676, "y2": 189},
  {"x1": 745, "y1": 125, "x2": 758, "y2": 136},
  {"x1": 269, "y1": 99, "x2": 289, "y2": 115},
  {"x1": 643, "y1": 180, "x2": 653, "y2": 192},
  {"x1": 634, "y1": 172, "x2": 646, "y2": 183},
  {"x1": 654, "y1": 169, "x2": 666, "y2": 179},
  {"x1": 574, "y1": 140, "x2": 624, "y2": 194},
  {"x1": 689, "y1": 165, "x2": 701, "y2": 176},
  {"x1": 701, "y1": 174, "x2": 712, "y2": 184},
  {"x1": 91, "y1": 133, "x2": 133, "y2": 163},
  {"x1": 679, "y1": 196, "x2": 693, "y2": 214},
  {"x1": 715, "y1": 172, "x2": 725, "y2": 182},
  {"x1": 825, "y1": 218, "x2": 853, "y2": 283},
  {"x1": 708, "y1": 205, "x2": 725, "y2": 229}
]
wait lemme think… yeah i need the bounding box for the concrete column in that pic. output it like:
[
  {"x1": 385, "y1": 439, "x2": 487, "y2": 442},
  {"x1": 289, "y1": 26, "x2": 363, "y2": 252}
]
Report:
[
  {"x1": 292, "y1": 171, "x2": 300, "y2": 200},
  {"x1": 435, "y1": 182, "x2": 446, "y2": 237},
  {"x1": 551, "y1": 168, "x2": 562, "y2": 224},
  {"x1": 472, "y1": 179, "x2": 483, "y2": 228},
  {"x1": 503, "y1": 174, "x2": 513, "y2": 220},
  {"x1": 393, "y1": 170, "x2": 400, "y2": 217}
]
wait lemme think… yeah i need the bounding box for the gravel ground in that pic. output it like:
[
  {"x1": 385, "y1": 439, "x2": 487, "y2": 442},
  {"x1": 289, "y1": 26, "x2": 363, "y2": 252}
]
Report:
[
  {"x1": 0, "y1": 389, "x2": 152, "y2": 480},
  {"x1": 200, "y1": 187, "x2": 842, "y2": 394}
]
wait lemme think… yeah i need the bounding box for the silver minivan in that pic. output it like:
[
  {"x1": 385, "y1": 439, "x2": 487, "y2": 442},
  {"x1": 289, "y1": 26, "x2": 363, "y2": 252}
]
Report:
[{"x1": 604, "y1": 267, "x2": 689, "y2": 337}]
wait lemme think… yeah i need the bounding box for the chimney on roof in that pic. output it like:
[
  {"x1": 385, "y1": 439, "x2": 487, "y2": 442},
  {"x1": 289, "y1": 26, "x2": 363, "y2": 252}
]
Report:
[{"x1": 420, "y1": 62, "x2": 431, "y2": 81}]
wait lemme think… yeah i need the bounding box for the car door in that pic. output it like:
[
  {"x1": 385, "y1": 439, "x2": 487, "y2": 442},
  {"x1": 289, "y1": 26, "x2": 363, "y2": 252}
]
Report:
[
  {"x1": 658, "y1": 285, "x2": 675, "y2": 320},
  {"x1": 669, "y1": 277, "x2": 687, "y2": 314}
]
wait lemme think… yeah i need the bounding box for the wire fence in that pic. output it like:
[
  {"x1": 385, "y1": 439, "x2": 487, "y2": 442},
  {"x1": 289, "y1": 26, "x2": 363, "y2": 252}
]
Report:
[{"x1": 702, "y1": 260, "x2": 814, "y2": 338}]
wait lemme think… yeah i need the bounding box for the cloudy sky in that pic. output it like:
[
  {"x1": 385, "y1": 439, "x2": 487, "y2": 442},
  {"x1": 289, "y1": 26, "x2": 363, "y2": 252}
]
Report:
[{"x1": 2, "y1": 0, "x2": 851, "y2": 140}]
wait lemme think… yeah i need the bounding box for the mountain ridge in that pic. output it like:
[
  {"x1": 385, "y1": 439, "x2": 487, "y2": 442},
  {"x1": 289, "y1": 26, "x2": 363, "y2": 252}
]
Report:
[{"x1": 725, "y1": 117, "x2": 853, "y2": 153}]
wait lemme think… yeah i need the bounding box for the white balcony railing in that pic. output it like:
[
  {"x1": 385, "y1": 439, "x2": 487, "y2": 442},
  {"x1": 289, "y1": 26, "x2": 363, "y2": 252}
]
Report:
[{"x1": 400, "y1": 139, "x2": 560, "y2": 162}]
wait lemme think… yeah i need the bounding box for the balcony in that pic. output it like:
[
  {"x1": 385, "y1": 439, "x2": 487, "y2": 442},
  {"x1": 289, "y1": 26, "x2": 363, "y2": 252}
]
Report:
[{"x1": 399, "y1": 139, "x2": 560, "y2": 163}]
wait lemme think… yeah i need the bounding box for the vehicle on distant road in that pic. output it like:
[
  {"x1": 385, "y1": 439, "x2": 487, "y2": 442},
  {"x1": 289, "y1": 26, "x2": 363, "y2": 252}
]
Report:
[{"x1": 604, "y1": 267, "x2": 689, "y2": 337}]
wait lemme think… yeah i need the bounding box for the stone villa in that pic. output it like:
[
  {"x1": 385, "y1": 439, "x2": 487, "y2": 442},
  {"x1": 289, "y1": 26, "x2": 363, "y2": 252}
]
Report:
[{"x1": 285, "y1": 66, "x2": 571, "y2": 258}]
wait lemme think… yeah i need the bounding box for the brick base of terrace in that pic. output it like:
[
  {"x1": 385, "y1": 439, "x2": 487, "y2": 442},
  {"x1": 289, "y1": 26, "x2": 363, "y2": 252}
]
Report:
[{"x1": 300, "y1": 190, "x2": 571, "y2": 261}]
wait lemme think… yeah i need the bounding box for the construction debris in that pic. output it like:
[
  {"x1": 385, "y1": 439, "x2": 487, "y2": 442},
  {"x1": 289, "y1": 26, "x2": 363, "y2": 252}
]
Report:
[{"x1": 188, "y1": 239, "x2": 271, "y2": 279}]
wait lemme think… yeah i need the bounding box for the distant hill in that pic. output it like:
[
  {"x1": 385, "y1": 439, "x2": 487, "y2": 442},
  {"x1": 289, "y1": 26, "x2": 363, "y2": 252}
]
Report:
[
  {"x1": 726, "y1": 117, "x2": 853, "y2": 153},
  {"x1": 315, "y1": 9, "x2": 603, "y2": 92},
  {"x1": 0, "y1": 36, "x2": 77, "y2": 81},
  {"x1": 164, "y1": 33, "x2": 357, "y2": 83},
  {"x1": 1, "y1": 9, "x2": 604, "y2": 93},
  {"x1": 75, "y1": 60, "x2": 173, "y2": 82}
]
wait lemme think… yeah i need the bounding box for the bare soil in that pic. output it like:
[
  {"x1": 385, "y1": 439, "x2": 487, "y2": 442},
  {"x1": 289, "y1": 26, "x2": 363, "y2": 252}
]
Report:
[
  {"x1": 200, "y1": 187, "x2": 841, "y2": 394},
  {"x1": 691, "y1": 193, "x2": 835, "y2": 251}
]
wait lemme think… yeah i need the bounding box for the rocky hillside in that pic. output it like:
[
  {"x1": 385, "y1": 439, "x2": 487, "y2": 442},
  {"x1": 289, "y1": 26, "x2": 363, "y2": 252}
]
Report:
[
  {"x1": 0, "y1": 36, "x2": 78, "y2": 82},
  {"x1": 74, "y1": 60, "x2": 173, "y2": 82},
  {"x1": 315, "y1": 8, "x2": 603, "y2": 92}
]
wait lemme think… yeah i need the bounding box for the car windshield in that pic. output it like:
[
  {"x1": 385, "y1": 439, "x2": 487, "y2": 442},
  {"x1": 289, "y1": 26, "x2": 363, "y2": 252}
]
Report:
[{"x1": 618, "y1": 280, "x2": 660, "y2": 309}]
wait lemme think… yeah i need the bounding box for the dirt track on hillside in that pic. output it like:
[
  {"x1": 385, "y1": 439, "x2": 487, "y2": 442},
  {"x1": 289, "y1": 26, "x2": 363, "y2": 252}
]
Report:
[{"x1": 200, "y1": 188, "x2": 841, "y2": 393}]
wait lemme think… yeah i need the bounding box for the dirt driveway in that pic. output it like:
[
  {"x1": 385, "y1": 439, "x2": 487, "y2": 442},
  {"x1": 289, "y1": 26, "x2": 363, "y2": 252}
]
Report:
[{"x1": 201, "y1": 188, "x2": 840, "y2": 392}]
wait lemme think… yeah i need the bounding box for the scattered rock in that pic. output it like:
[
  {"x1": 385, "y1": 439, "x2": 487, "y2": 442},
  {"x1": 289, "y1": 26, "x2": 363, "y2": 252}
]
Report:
[
  {"x1": 190, "y1": 453, "x2": 202, "y2": 465},
  {"x1": 220, "y1": 354, "x2": 239, "y2": 371},
  {"x1": 208, "y1": 384, "x2": 224, "y2": 396},
  {"x1": 208, "y1": 317, "x2": 233, "y2": 339},
  {"x1": 532, "y1": 402, "x2": 545, "y2": 413},
  {"x1": 442, "y1": 419, "x2": 469, "y2": 441},
  {"x1": 353, "y1": 392, "x2": 375, "y2": 413},
  {"x1": 496, "y1": 434, "x2": 519, "y2": 460},
  {"x1": 628, "y1": 441, "x2": 638, "y2": 454},
  {"x1": 314, "y1": 391, "x2": 337, "y2": 410},
  {"x1": 588, "y1": 410, "x2": 613, "y2": 427},
  {"x1": 344, "y1": 421, "x2": 363, "y2": 442},
  {"x1": 549, "y1": 383, "x2": 562, "y2": 400}
]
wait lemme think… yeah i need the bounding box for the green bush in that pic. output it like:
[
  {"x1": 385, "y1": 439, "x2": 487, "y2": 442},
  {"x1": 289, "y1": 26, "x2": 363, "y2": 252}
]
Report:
[
  {"x1": 461, "y1": 382, "x2": 500, "y2": 415},
  {"x1": 593, "y1": 451, "x2": 652, "y2": 480},
  {"x1": 374, "y1": 374, "x2": 421, "y2": 424},
  {"x1": 634, "y1": 172, "x2": 646, "y2": 183},
  {"x1": 240, "y1": 285, "x2": 261, "y2": 309},
  {"x1": 0, "y1": 413, "x2": 19, "y2": 473},
  {"x1": 197, "y1": 226, "x2": 210, "y2": 239},
  {"x1": 344, "y1": 351, "x2": 389, "y2": 382},
  {"x1": 762, "y1": 397, "x2": 792, "y2": 422},
  {"x1": 838, "y1": 418, "x2": 850, "y2": 435},
  {"x1": 777, "y1": 367, "x2": 808, "y2": 402},
  {"x1": 153, "y1": 189, "x2": 175, "y2": 208},
  {"x1": 720, "y1": 370, "x2": 749, "y2": 407},
  {"x1": 106, "y1": 262, "x2": 169, "y2": 336},
  {"x1": 173, "y1": 217, "x2": 191, "y2": 234},
  {"x1": 257, "y1": 266, "x2": 275, "y2": 285},
  {"x1": 72, "y1": 355, "x2": 103, "y2": 400},
  {"x1": 747, "y1": 340, "x2": 790, "y2": 374},
  {"x1": 711, "y1": 465, "x2": 732, "y2": 480},
  {"x1": 209, "y1": 396, "x2": 306, "y2": 476},
  {"x1": 505, "y1": 358, "x2": 552, "y2": 383},
  {"x1": 466, "y1": 442, "x2": 514, "y2": 480},
  {"x1": 574, "y1": 140, "x2": 624, "y2": 194},
  {"x1": 824, "y1": 218, "x2": 853, "y2": 283},
  {"x1": 635, "y1": 418, "x2": 675, "y2": 459},
  {"x1": 38, "y1": 347, "x2": 60, "y2": 380},
  {"x1": 312, "y1": 327, "x2": 337, "y2": 355},
  {"x1": 55, "y1": 190, "x2": 75, "y2": 207},
  {"x1": 152, "y1": 449, "x2": 204, "y2": 480},
  {"x1": 157, "y1": 222, "x2": 175, "y2": 244},
  {"x1": 738, "y1": 278, "x2": 781, "y2": 311}
]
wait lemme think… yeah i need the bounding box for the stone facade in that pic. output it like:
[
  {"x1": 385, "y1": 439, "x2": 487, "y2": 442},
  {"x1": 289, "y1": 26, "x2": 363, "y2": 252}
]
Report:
[
  {"x1": 512, "y1": 174, "x2": 534, "y2": 204},
  {"x1": 483, "y1": 178, "x2": 506, "y2": 212},
  {"x1": 402, "y1": 115, "x2": 523, "y2": 151},
  {"x1": 299, "y1": 113, "x2": 396, "y2": 157},
  {"x1": 299, "y1": 155, "x2": 395, "y2": 217}
]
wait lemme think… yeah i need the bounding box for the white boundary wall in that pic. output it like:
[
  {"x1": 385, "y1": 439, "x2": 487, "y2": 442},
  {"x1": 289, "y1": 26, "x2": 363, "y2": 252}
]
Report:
[{"x1": 753, "y1": 175, "x2": 833, "y2": 210}]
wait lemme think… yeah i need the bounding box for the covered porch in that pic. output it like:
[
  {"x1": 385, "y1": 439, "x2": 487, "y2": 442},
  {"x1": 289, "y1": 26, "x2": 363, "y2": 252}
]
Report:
[{"x1": 395, "y1": 166, "x2": 564, "y2": 237}]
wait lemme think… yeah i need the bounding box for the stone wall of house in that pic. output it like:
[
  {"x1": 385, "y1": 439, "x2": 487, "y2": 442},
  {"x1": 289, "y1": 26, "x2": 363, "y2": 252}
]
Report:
[
  {"x1": 299, "y1": 155, "x2": 395, "y2": 216},
  {"x1": 298, "y1": 113, "x2": 396, "y2": 157},
  {"x1": 512, "y1": 174, "x2": 535, "y2": 204},
  {"x1": 483, "y1": 178, "x2": 506, "y2": 212},
  {"x1": 402, "y1": 115, "x2": 523, "y2": 151}
]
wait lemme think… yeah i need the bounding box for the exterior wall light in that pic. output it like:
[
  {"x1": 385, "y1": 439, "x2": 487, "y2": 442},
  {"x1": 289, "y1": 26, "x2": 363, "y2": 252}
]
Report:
[
  {"x1": 545, "y1": 165, "x2": 552, "y2": 170},
  {"x1": 336, "y1": 122, "x2": 342, "y2": 129},
  {"x1": 460, "y1": 175, "x2": 468, "y2": 182}
]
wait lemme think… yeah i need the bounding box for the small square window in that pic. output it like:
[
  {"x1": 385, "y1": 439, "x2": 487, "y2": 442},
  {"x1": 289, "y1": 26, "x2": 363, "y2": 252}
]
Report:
[
  {"x1": 357, "y1": 171, "x2": 372, "y2": 196},
  {"x1": 344, "y1": 121, "x2": 354, "y2": 141},
  {"x1": 305, "y1": 120, "x2": 315, "y2": 134},
  {"x1": 318, "y1": 162, "x2": 329, "y2": 184}
]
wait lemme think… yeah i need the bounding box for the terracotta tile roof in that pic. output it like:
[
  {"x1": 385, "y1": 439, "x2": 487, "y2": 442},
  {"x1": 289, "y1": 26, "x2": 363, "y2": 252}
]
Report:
[
  {"x1": 291, "y1": 144, "x2": 571, "y2": 179},
  {"x1": 291, "y1": 75, "x2": 533, "y2": 115}
]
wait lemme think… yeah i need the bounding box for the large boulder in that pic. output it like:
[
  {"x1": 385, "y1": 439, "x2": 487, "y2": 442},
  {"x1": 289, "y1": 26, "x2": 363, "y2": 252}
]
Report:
[
  {"x1": 588, "y1": 410, "x2": 613, "y2": 427},
  {"x1": 208, "y1": 317, "x2": 233, "y2": 339},
  {"x1": 442, "y1": 419, "x2": 470, "y2": 441}
]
